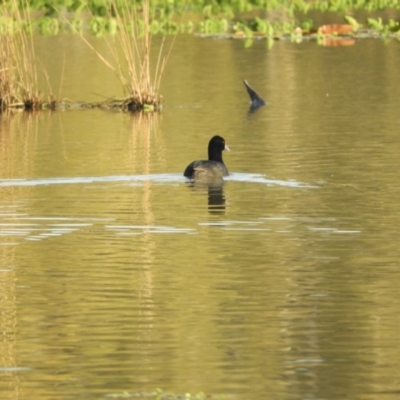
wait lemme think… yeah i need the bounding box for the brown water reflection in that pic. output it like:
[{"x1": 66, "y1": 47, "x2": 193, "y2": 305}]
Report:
[{"x1": 1, "y1": 35, "x2": 400, "y2": 400}]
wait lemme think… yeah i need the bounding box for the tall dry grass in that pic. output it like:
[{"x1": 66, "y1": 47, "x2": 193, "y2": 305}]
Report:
[
  {"x1": 76, "y1": 0, "x2": 175, "y2": 111},
  {"x1": 0, "y1": 0, "x2": 45, "y2": 111}
]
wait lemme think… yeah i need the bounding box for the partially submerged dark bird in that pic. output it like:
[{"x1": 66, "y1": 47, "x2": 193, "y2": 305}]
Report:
[
  {"x1": 184, "y1": 135, "x2": 229, "y2": 183},
  {"x1": 243, "y1": 80, "x2": 266, "y2": 110}
]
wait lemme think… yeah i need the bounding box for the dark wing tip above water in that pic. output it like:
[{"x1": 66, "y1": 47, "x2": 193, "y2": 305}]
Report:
[
  {"x1": 183, "y1": 161, "x2": 198, "y2": 178},
  {"x1": 243, "y1": 80, "x2": 266, "y2": 110}
]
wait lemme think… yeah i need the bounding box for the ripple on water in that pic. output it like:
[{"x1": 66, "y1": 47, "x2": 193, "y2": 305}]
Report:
[
  {"x1": 0, "y1": 217, "x2": 106, "y2": 244},
  {"x1": 0, "y1": 173, "x2": 319, "y2": 246},
  {"x1": 0, "y1": 172, "x2": 315, "y2": 188},
  {"x1": 105, "y1": 225, "x2": 197, "y2": 235}
]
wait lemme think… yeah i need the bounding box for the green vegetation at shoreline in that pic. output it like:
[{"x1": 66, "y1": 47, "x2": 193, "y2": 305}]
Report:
[
  {"x1": 21, "y1": 0, "x2": 400, "y2": 18},
  {"x1": 0, "y1": 0, "x2": 399, "y2": 37}
]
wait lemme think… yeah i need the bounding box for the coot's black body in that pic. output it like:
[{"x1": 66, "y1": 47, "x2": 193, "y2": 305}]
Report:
[{"x1": 184, "y1": 136, "x2": 229, "y2": 182}]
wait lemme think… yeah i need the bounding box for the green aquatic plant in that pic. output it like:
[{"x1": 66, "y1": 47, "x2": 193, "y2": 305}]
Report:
[
  {"x1": 199, "y1": 17, "x2": 230, "y2": 34},
  {"x1": 37, "y1": 16, "x2": 60, "y2": 35},
  {"x1": 89, "y1": 15, "x2": 118, "y2": 36},
  {"x1": 234, "y1": 17, "x2": 297, "y2": 38},
  {"x1": 344, "y1": 15, "x2": 360, "y2": 30},
  {"x1": 367, "y1": 17, "x2": 384, "y2": 30},
  {"x1": 300, "y1": 18, "x2": 313, "y2": 32},
  {"x1": 388, "y1": 19, "x2": 400, "y2": 33},
  {"x1": 248, "y1": 17, "x2": 271, "y2": 34},
  {"x1": 232, "y1": 20, "x2": 254, "y2": 37},
  {"x1": 278, "y1": 20, "x2": 297, "y2": 36},
  {"x1": 366, "y1": 17, "x2": 400, "y2": 35}
]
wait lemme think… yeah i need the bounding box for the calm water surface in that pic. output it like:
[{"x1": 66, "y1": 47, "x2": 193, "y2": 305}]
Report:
[{"x1": 1, "y1": 35, "x2": 400, "y2": 400}]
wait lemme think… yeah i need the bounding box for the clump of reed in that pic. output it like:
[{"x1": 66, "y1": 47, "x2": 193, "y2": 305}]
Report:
[
  {"x1": 0, "y1": 0, "x2": 50, "y2": 111},
  {"x1": 75, "y1": 0, "x2": 174, "y2": 112}
]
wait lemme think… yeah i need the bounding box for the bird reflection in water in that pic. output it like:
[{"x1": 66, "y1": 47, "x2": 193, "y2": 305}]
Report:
[
  {"x1": 207, "y1": 183, "x2": 226, "y2": 214},
  {"x1": 187, "y1": 181, "x2": 226, "y2": 215}
]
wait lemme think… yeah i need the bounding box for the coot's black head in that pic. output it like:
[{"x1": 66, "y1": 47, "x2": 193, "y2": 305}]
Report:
[
  {"x1": 208, "y1": 135, "x2": 229, "y2": 162},
  {"x1": 183, "y1": 135, "x2": 229, "y2": 180}
]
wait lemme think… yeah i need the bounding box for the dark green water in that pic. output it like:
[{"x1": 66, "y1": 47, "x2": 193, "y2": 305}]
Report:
[{"x1": 1, "y1": 35, "x2": 400, "y2": 400}]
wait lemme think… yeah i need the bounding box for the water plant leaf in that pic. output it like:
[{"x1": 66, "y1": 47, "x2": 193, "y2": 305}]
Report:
[
  {"x1": 367, "y1": 17, "x2": 383, "y2": 30},
  {"x1": 37, "y1": 16, "x2": 59, "y2": 35},
  {"x1": 300, "y1": 18, "x2": 313, "y2": 32},
  {"x1": 344, "y1": 15, "x2": 360, "y2": 30},
  {"x1": 202, "y1": 5, "x2": 213, "y2": 17},
  {"x1": 388, "y1": 19, "x2": 400, "y2": 32}
]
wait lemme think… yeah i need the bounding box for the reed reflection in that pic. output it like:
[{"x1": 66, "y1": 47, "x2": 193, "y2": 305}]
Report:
[
  {"x1": 0, "y1": 111, "x2": 40, "y2": 178},
  {"x1": 128, "y1": 112, "x2": 165, "y2": 304}
]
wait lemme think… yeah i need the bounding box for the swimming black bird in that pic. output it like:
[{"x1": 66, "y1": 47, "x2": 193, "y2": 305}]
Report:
[
  {"x1": 183, "y1": 135, "x2": 229, "y2": 183},
  {"x1": 243, "y1": 80, "x2": 266, "y2": 110}
]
